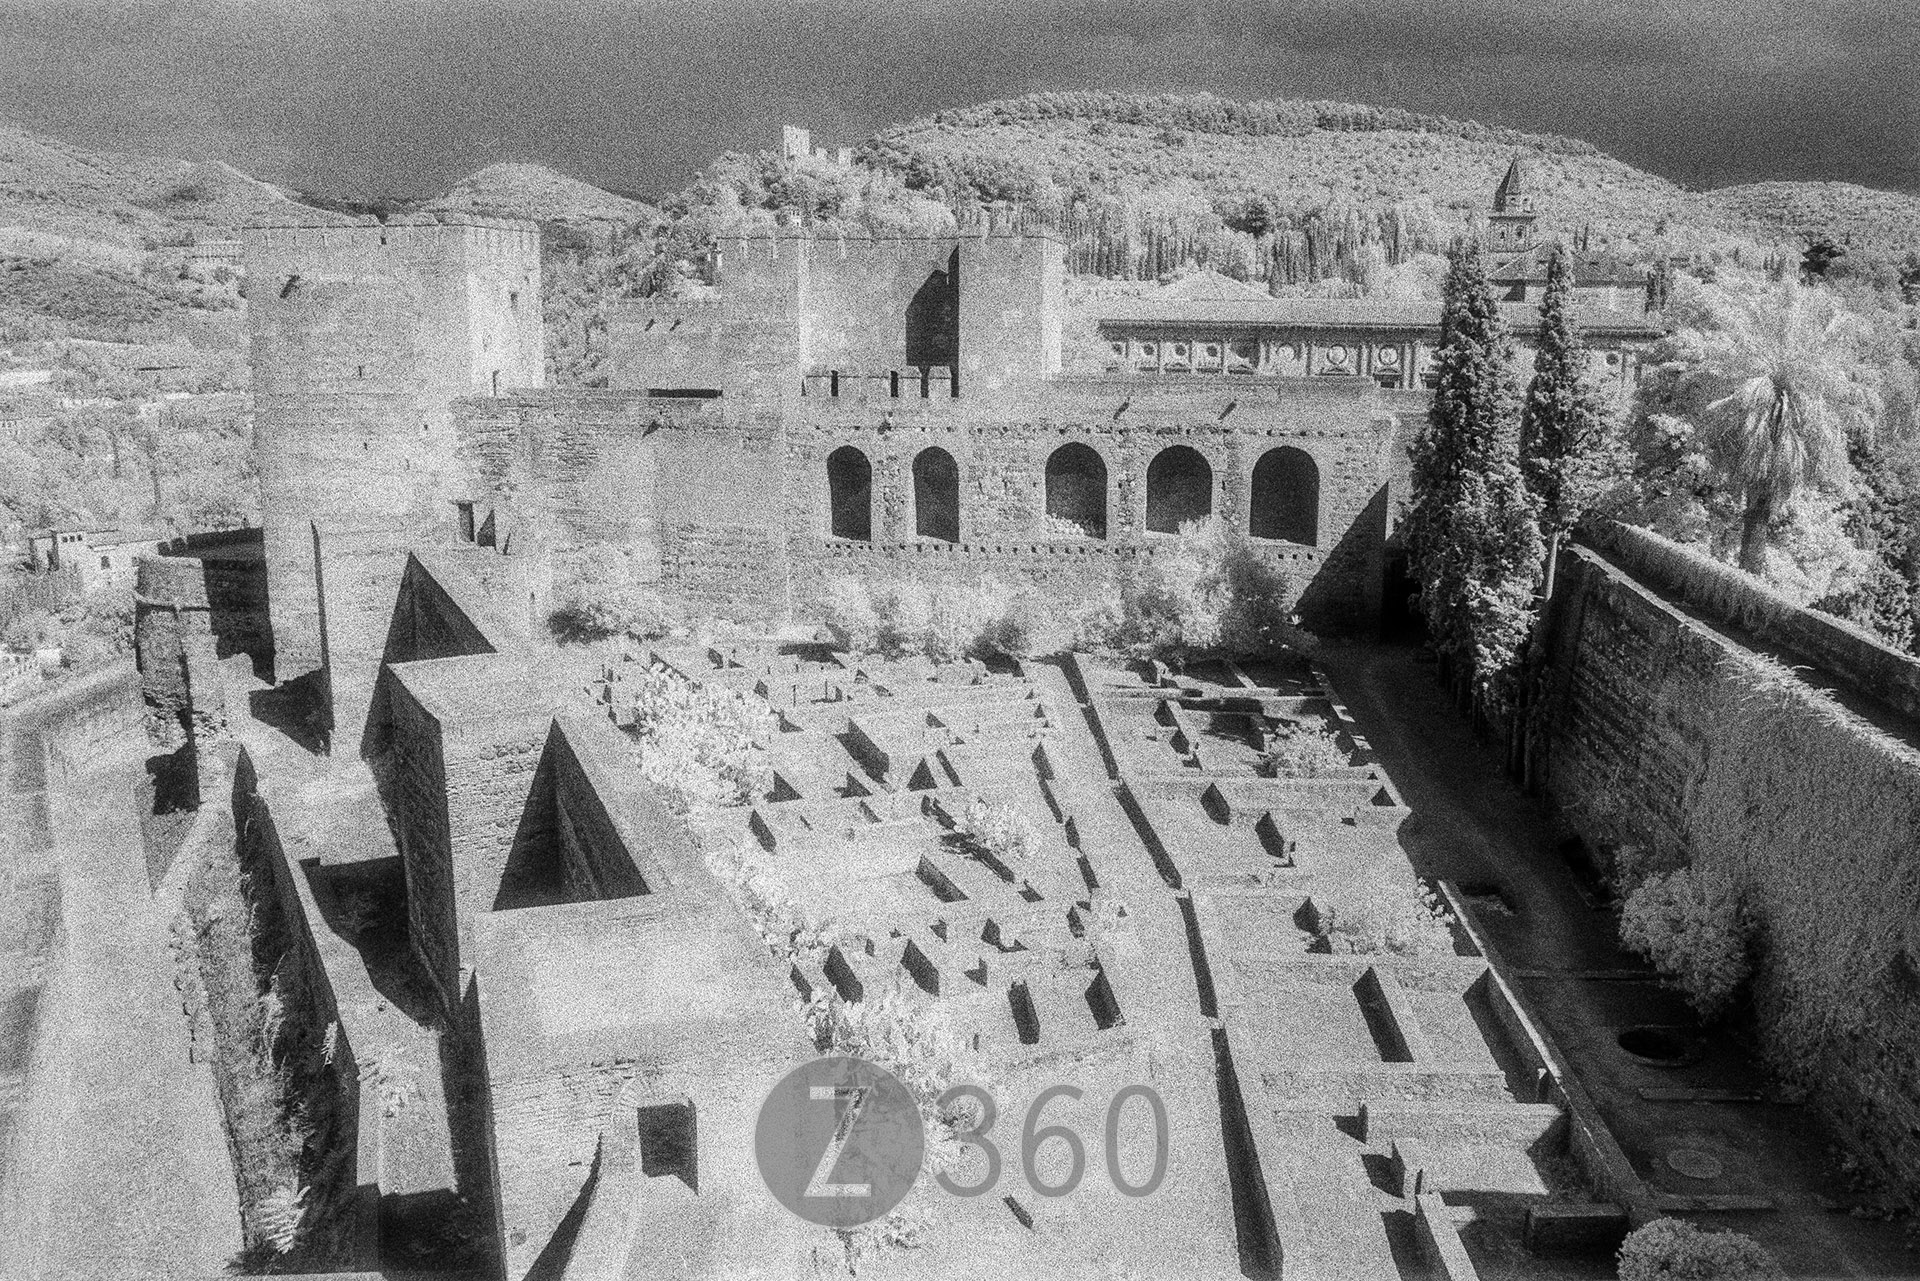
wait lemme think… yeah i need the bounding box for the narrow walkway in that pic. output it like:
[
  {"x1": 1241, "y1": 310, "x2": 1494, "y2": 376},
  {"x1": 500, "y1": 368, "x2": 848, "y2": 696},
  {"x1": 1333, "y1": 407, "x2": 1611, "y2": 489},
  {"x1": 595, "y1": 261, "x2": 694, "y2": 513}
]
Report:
[
  {"x1": 0, "y1": 753, "x2": 243, "y2": 1281},
  {"x1": 1322, "y1": 642, "x2": 1915, "y2": 1279}
]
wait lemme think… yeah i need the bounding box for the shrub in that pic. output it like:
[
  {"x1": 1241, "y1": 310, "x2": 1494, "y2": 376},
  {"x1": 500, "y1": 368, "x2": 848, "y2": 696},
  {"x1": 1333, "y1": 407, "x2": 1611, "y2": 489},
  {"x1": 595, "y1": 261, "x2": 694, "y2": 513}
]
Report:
[
  {"x1": 549, "y1": 544, "x2": 681, "y2": 643},
  {"x1": 1617, "y1": 1218, "x2": 1783, "y2": 1280},
  {"x1": 806, "y1": 984, "x2": 984, "y2": 1112},
  {"x1": 1083, "y1": 518, "x2": 1313, "y2": 664},
  {"x1": 1619, "y1": 866, "x2": 1753, "y2": 1020},
  {"x1": 956, "y1": 795, "x2": 1034, "y2": 871},
  {"x1": 1258, "y1": 719, "x2": 1349, "y2": 777},
  {"x1": 1318, "y1": 879, "x2": 1456, "y2": 956},
  {"x1": 819, "y1": 573, "x2": 1066, "y2": 662},
  {"x1": 620, "y1": 664, "x2": 776, "y2": 809}
]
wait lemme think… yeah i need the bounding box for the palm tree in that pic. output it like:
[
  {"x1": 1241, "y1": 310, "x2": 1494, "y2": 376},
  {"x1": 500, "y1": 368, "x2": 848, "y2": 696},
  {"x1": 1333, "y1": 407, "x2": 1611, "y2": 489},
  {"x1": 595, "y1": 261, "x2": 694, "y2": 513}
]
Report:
[{"x1": 1679, "y1": 283, "x2": 1881, "y2": 575}]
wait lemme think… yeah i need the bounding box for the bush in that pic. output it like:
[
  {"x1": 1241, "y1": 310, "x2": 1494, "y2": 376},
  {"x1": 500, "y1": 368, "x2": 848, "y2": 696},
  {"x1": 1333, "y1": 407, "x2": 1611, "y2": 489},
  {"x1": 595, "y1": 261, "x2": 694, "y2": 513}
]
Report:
[
  {"x1": 956, "y1": 795, "x2": 1034, "y2": 871},
  {"x1": 549, "y1": 544, "x2": 680, "y2": 643},
  {"x1": 1083, "y1": 519, "x2": 1313, "y2": 665},
  {"x1": 1619, "y1": 866, "x2": 1753, "y2": 1020},
  {"x1": 1617, "y1": 1218, "x2": 1783, "y2": 1280},
  {"x1": 1258, "y1": 719, "x2": 1349, "y2": 777},
  {"x1": 1317, "y1": 879, "x2": 1456, "y2": 956},
  {"x1": 620, "y1": 664, "x2": 776, "y2": 809},
  {"x1": 820, "y1": 573, "x2": 1066, "y2": 662}
]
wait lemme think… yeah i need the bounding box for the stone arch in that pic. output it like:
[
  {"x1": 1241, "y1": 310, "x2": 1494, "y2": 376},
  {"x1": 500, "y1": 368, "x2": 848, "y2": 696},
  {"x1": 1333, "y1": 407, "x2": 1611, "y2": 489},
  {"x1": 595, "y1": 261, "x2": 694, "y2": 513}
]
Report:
[
  {"x1": 1044, "y1": 442, "x2": 1107, "y2": 539},
  {"x1": 1250, "y1": 446, "x2": 1319, "y2": 545},
  {"x1": 826, "y1": 446, "x2": 872, "y2": 541},
  {"x1": 1145, "y1": 445, "x2": 1213, "y2": 534},
  {"x1": 914, "y1": 446, "x2": 960, "y2": 542}
]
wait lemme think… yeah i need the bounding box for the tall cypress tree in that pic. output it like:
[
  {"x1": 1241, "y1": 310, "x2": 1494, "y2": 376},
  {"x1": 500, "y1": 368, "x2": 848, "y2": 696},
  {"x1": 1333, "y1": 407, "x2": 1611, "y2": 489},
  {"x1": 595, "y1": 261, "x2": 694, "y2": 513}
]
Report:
[
  {"x1": 1520, "y1": 246, "x2": 1612, "y2": 595},
  {"x1": 1406, "y1": 241, "x2": 1543, "y2": 710}
]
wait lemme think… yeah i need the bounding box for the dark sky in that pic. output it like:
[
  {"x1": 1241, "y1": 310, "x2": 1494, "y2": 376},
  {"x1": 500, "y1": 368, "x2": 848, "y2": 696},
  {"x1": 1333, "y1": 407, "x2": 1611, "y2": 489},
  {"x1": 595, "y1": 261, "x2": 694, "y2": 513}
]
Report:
[{"x1": 1, "y1": 0, "x2": 1914, "y2": 201}]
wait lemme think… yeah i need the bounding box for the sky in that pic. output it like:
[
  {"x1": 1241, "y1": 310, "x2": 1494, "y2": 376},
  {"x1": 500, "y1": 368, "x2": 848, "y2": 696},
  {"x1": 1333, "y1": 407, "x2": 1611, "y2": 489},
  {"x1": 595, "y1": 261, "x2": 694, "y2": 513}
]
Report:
[{"x1": 0, "y1": 0, "x2": 1914, "y2": 200}]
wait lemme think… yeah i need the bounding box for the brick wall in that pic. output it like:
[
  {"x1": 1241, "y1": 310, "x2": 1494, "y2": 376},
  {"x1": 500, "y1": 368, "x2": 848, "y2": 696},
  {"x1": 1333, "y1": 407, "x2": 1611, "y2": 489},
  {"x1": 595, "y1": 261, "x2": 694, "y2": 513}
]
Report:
[{"x1": 1541, "y1": 532, "x2": 1920, "y2": 1200}]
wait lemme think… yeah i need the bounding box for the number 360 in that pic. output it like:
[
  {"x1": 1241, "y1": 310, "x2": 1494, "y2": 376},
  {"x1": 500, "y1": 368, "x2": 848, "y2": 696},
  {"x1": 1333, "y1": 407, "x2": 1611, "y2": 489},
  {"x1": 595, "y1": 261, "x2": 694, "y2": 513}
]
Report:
[{"x1": 934, "y1": 1083, "x2": 1168, "y2": 1199}]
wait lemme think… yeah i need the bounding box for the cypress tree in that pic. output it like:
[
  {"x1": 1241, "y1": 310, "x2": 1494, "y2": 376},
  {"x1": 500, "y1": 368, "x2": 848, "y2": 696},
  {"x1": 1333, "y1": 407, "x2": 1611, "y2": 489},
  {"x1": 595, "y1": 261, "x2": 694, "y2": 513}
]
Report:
[
  {"x1": 1520, "y1": 246, "x2": 1612, "y2": 595},
  {"x1": 1405, "y1": 241, "x2": 1543, "y2": 711}
]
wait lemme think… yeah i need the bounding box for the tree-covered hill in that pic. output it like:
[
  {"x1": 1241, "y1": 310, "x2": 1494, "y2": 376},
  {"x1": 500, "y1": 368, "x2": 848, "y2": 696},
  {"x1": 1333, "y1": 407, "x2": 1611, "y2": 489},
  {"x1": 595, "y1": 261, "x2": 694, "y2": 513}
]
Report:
[{"x1": 855, "y1": 91, "x2": 1920, "y2": 279}]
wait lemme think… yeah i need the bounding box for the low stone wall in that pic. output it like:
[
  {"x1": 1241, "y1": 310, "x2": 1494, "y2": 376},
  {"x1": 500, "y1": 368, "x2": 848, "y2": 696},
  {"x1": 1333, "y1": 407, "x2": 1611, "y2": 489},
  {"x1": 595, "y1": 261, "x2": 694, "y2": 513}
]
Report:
[{"x1": 1541, "y1": 529, "x2": 1920, "y2": 1200}]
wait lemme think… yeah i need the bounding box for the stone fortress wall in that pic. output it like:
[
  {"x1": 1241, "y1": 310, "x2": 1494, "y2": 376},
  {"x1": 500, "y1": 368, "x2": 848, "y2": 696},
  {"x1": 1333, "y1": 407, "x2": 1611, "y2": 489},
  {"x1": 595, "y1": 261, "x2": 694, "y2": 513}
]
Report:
[
  {"x1": 213, "y1": 169, "x2": 1659, "y2": 749},
  {"x1": 1540, "y1": 521, "x2": 1920, "y2": 1200}
]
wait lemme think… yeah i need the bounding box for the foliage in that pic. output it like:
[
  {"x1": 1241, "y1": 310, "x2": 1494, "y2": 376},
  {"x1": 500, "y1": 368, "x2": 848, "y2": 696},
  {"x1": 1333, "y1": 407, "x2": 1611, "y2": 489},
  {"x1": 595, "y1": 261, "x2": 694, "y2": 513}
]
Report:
[
  {"x1": 819, "y1": 573, "x2": 1062, "y2": 663},
  {"x1": 1520, "y1": 245, "x2": 1618, "y2": 546},
  {"x1": 549, "y1": 543, "x2": 681, "y2": 644},
  {"x1": 956, "y1": 795, "x2": 1034, "y2": 871},
  {"x1": 620, "y1": 663, "x2": 776, "y2": 809},
  {"x1": 4, "y1": 584, "x2": 137, "y2": 672},
  {"x1": 806, "y1": 984, "x2": 986, "y2": 1112},
  {"x1": 1812, "y1": 436, "x2": 1920, "y2": 650},
  {"x1": 1616, "y1": 1218, "x2": 1783, "y2": 1280},
  {"x1": 1661, "y1": 279, "x2": 1882, "y2": 575},
  {"x1": 1081, "y1": 518, "x2": 1311, "y2": 665},
  {"x1": 1404, "y1": 241, "x2": 1543, "y2": 705},
  {"x1": 1316, "y1": 879, "x2": 1456, "y2": 956},
  {"x1": 1258, "y1": 718, "x2": 1350, "y2": 777},
  {"x1": 1619, "y1": 866, "x2": 1754, "y2": 1020}
]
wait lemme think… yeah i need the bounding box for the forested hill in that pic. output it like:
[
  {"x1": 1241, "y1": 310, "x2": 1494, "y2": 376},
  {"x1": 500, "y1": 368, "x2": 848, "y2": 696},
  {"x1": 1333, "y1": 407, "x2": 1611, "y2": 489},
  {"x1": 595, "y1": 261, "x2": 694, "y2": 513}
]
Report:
[{"x1": 854, "y1": 92, "x2": 1920, "y2": 274}]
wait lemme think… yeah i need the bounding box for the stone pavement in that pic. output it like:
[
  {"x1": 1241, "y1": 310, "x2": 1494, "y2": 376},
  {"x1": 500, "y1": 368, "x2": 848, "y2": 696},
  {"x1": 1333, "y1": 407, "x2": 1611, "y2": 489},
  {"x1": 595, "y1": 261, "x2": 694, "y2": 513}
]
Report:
[{"x1": 0, "y1": 753, "x2": 242, "y2": 1281}]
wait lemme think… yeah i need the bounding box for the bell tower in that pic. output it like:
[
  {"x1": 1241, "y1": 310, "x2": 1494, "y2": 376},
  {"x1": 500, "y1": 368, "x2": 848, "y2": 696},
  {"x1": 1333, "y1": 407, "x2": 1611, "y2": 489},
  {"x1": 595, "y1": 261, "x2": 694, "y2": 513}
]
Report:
[{"x1": 1487, "y1": 154, "x2": 1538, "y2": 263}]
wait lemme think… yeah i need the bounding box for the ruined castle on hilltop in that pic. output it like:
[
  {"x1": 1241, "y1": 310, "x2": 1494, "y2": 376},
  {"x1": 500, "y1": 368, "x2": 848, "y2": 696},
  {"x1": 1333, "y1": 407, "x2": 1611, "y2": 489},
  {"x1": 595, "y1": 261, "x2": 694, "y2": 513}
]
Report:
[{"x1": 212, "y1": 161, "x2": 1659, "y2": 748}]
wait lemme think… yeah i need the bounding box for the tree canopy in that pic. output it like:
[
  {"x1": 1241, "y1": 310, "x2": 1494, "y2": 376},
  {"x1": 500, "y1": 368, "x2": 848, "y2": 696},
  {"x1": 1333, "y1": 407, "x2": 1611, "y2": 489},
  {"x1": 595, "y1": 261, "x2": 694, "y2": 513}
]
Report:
[{"x1": 1405, "y1": 243, "x2": 1544, "y2": 705}]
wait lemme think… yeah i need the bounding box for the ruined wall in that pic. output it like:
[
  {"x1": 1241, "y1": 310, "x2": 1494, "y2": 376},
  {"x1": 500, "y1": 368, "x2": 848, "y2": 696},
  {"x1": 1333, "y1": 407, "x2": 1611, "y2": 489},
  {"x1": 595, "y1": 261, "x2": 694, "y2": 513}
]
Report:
[
  {"x1": 0, "y1": 665, "x2": 143, "y2": 878},
  {"x1": 227, "y1": 748, "x2": 367, "y2": 1261},
  {"x1": 134, "y1": 532, "x2": 271, "y2": 747},
  {"x1": 546, "y1": 719, "x2": 655, "y2": 901},
  {"x1": 1540, "y1": 523, "x2": 1920, "y2": 1199},
  {"x1": 385, "y1": 656, "x2": 554, "y2": 1015}
]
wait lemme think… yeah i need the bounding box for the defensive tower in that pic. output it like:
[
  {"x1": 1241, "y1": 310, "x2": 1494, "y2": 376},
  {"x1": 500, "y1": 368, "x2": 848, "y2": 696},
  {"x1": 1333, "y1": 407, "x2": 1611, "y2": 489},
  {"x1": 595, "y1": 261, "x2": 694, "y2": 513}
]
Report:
[{"x1": 244, "y1": 214, "x2": 544, "y2": 743}]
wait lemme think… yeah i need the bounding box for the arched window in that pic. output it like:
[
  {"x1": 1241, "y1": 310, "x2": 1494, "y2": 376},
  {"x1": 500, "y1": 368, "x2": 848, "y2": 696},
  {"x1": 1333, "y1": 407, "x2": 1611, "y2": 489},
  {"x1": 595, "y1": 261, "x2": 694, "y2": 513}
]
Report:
[
  {"x1": 827, "y1": 446, "x2": 872, "y2": 541},
  {"x1": 1250, "y1": 447, "x2": 1319, "y2": 545},
  {"x1": 1044, "y1": 443, "x2": 1107, "y2": 539},
  {"x1": 1145, "y1": 445, "x2": 1213, "y2": 534},
  {"x1": 914, "y1": 447, "x2": 959, "y2": 542}
]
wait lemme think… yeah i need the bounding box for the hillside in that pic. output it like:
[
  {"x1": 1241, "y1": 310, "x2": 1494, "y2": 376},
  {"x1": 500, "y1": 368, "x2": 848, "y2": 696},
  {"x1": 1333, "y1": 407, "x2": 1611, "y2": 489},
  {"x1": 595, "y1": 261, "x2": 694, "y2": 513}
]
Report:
[
  {"x1": 856, "y1": 92, "x2": 1920, "y2": 275},
  {"x1": 0, "y1": 122, "x2": 341, "y2": 254},
  {"x1": 426, "y1": 162, "x2": 660, "y2": 227},
  {"x1": 1696, "y1": 181, "x2": 1920, "y2": 262}
]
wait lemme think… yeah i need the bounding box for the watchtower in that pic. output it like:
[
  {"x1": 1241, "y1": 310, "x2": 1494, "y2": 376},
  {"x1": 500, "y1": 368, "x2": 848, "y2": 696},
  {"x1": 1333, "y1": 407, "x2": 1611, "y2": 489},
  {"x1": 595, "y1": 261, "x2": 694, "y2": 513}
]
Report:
[{"x1": 244, "y1": 214, "x2": 544, "y2": 745}]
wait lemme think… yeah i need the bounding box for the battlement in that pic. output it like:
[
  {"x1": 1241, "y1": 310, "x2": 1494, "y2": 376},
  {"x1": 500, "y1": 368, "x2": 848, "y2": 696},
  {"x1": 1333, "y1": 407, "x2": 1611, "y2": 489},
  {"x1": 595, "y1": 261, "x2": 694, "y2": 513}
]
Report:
[{"x1": 244, "y1": 218, "x2": 541, "y2": 272}]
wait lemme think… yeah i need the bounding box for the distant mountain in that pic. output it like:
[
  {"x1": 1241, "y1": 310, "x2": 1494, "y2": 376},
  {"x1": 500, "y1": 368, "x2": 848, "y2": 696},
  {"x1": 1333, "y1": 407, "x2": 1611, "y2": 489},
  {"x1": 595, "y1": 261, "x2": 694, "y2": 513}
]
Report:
[
  {"x1": 426, "y1": 162, "x2": 659, "y2": 227},
  {"x1": 0, "y1": 122, "x2": 344, "y2": 255}
]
